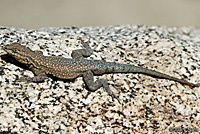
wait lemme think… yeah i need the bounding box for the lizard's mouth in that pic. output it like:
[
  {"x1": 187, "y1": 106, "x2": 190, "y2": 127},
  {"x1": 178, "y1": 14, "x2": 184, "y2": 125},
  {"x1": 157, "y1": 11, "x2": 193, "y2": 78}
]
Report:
[
  {"x1": 3, "y1": 48, "x2": 12, "y2": 54},
  {"x1": 3, "y1": 48, "x2": 22, "y2": 59},
  {"x1": 3, "y1": 48, "x2": 15, "y2": 55}
]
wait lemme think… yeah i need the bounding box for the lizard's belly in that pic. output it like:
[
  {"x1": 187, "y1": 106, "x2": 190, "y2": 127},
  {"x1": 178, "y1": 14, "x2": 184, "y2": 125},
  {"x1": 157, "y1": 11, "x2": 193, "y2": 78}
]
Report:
[{"x1": 48, "y1": 69, "x2": 83, "y2": 79}]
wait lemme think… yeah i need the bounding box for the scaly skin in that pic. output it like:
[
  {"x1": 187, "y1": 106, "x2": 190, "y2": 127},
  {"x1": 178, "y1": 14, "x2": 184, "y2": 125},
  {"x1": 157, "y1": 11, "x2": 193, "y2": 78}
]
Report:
[{"x1": 3, "y1": 39, "x2": 200, "y2": 103}]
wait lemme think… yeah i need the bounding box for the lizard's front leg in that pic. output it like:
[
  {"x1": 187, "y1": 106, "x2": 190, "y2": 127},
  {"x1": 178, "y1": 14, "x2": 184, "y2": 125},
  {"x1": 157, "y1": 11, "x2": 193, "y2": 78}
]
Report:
[
  {"x1": 18, "y1": 68, "x2": 48, "y2": 82},
  {"x1": 83, "y1": 71, "x2": 121, "y2": 103},
  {"x1": 71, "y1": 38, "x2": 93, "y2": 59}
]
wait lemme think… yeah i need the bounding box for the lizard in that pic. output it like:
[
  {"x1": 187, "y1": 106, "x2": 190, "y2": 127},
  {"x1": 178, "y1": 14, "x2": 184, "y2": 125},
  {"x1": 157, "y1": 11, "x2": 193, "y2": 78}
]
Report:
[{"x1": 3, "y1": 39, "x2": 200, "y2": 103}]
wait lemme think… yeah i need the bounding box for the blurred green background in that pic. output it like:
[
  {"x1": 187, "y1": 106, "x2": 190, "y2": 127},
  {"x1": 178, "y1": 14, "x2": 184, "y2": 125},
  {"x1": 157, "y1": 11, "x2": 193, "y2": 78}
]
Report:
[{"x1": 1, "y1": 0, "x2": 200, "y2": 29}]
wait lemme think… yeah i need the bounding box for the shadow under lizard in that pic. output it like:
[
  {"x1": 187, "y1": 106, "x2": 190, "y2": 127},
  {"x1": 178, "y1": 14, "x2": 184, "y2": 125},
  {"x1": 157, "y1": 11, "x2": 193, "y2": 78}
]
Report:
[{"x1": 3, "y1": 39, "x2": 200, "y2": 103}]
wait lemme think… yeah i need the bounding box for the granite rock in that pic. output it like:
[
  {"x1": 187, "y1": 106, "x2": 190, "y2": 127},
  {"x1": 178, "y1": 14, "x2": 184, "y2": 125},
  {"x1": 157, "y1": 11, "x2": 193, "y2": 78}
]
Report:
[{"x1": 0, "y1": 25, "x2": 199, "y2": 133}]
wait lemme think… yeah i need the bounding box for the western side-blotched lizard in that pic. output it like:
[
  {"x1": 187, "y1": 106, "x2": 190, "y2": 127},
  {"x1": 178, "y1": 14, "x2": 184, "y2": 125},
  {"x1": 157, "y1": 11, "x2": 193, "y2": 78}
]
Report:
[{"x1": 3, "y1": 39, "x2": 199, "y2": 103}]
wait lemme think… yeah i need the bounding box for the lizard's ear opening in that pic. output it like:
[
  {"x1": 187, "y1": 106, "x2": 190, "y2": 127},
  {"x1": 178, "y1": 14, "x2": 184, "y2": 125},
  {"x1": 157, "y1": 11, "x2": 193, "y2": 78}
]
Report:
[{"x1": 35, "y1": 50, "x2": 43, "y2": 55}]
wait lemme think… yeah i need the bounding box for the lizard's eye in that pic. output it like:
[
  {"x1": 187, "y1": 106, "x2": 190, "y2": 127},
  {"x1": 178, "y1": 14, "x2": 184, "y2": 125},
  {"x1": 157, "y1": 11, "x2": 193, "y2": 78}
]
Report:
[{"x1": 13, "y1": 49, "x2": 18, "y2": 53}]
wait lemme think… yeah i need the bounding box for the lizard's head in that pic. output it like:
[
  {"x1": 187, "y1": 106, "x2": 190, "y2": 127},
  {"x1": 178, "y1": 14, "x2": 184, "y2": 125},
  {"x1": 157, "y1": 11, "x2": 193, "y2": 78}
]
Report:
[{"x1": 3, "y1": 43, "x2": 35, "y2": 64}]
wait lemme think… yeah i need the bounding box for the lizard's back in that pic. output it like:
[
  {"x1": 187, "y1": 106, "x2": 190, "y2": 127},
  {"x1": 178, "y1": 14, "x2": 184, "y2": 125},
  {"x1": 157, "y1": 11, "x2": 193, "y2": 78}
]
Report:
[{"x1": 34, "y1": 55, "x2": 112, "y2": 79}]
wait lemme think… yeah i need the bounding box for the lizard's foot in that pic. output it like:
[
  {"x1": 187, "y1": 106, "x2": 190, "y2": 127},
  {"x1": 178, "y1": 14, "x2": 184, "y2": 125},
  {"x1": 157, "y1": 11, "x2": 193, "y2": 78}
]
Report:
[
  {"x1": 71, "y1": 38, "x2": 93, "y2": 59},
  {"x1": 100, "y1": 79, "x2": 122, "y2": 104},
  {"x1": 83, "y1": 71, "x2": 121, "y2": 104},
  {"x1": 17, "y1": 76, "x2": 48, "y2": 82}
]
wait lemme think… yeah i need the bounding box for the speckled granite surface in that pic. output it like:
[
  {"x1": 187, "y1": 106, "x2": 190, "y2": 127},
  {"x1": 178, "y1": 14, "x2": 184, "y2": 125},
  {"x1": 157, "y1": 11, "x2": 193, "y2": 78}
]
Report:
[{"x1": 0, "y1": 25, "x2": 199, "y2": 133}]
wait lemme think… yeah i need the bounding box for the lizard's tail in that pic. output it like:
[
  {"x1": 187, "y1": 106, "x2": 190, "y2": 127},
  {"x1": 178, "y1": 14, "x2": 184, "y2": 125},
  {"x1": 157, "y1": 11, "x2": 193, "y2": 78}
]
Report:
[{"x1": 105, "y1": 62, "x2": 199, "y2": 87}]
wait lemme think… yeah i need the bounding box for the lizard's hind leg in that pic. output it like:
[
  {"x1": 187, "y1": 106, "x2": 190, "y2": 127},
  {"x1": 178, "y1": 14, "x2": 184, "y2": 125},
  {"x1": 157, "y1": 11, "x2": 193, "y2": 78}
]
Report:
[
  {"x1": 83, "y1": 70, "x2": 121, "y2": 103},
  {"x1": 71, "y1": 38, "x2": 93, "y2": 59}
]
